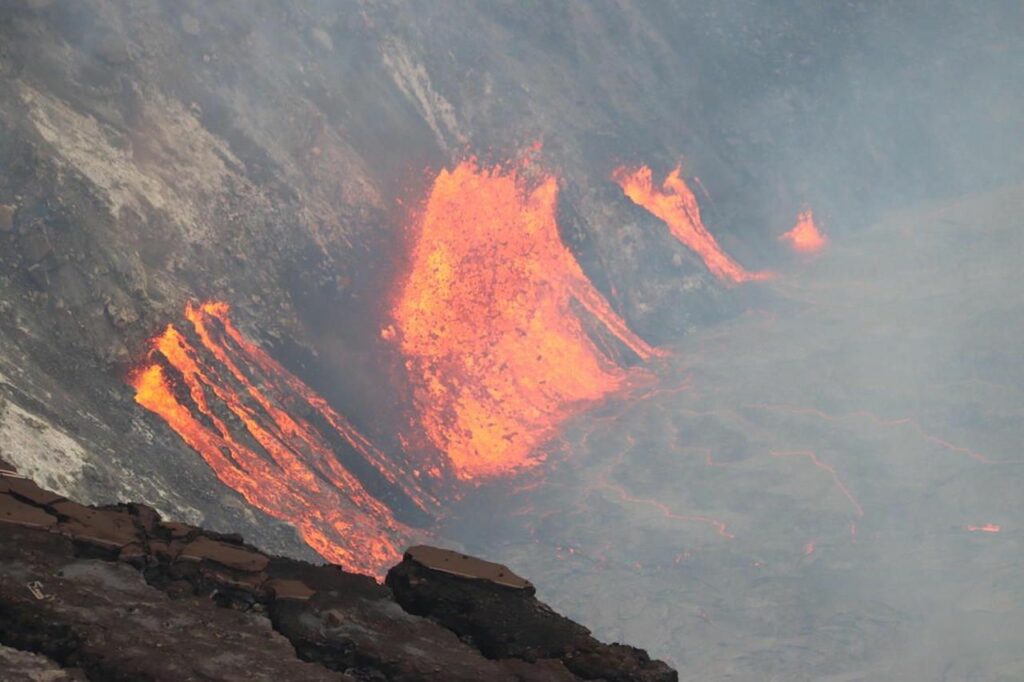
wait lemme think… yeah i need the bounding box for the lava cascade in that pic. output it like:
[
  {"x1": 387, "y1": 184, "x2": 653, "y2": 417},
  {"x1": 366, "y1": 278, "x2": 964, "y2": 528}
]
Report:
[
  {"x1": 780, "y1": 209, "x2": 827, "y2": 254},
  {"x1": 391, "y1": 159, "x2": 660, "y2": 481},
  {"x1": 131, "y1": 301, "x2": 425, "y2": 576},
  {"x1": 613, "y1": 165, "x2": 771, "y2": 283}
]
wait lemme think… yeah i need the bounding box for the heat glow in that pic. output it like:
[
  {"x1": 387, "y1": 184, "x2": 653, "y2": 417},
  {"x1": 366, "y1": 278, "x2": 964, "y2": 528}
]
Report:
[
  {"x1": 780, "y1": 209, "x2": 827, "y2": 254},
  {"x1": 613, "y1": 165, "x2": 771, "y2": 283},
  {"x1": 392, "y1": 159, "x2": 661, "y2": 481},
  {"x1": 131, "y1": 301, "x2": 427, "y2": 577}
]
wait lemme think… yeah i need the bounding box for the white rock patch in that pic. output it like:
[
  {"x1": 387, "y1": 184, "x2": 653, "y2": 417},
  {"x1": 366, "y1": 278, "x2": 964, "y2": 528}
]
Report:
[{"x1": 0, "y1": 396, "x2": 88, "y2": 497}]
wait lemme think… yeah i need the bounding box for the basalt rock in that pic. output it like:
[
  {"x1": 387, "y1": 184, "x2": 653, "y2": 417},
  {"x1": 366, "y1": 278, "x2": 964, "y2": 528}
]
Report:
[
  {"x1": 387, "y1": 548, "x2": 677, "y2": 682},
  {"x1": 0, "y1": 465, "x2": 675, "y2": 681}
]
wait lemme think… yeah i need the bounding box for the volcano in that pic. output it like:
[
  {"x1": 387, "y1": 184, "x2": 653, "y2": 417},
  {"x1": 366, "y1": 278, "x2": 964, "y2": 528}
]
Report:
[{"x1": 1, "y1": 2, "x2": 1022, "y2": 680}]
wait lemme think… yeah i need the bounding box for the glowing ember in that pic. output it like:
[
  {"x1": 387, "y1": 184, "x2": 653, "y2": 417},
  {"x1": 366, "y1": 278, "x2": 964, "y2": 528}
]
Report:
[
  {"x1": 780, "y1": 209, "x2": 827, "y2": 254},
  {"x1": 131, "y1": 301, "x2": 423, "y2": 577},
  {"x1": 613, "y1": 165, "x2": 771, "y2": 283},
  {"x1": 967, "y1": 523, "x2": 1001, "y2": 533},
  {"x1": 392, "y1": 158, "x2": 660, "y2": 480}
]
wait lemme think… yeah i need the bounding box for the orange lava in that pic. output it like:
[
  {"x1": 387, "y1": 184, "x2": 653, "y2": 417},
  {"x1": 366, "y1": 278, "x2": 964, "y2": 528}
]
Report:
[
  {"x1": 967, "y1": 523, "x2": 1001, "y2": 533},
  {"x1": 613, "y1": 165, "x2": 771, "y2": 283},
  {"x1": 131, "y1": 302, "x2": 423, "y2": 577},
  {"x1": 392, "y1": 159, "x2": 660, "y2": 481},
  {"x1": 597, "y1": 473, "x2": 734, "y2": 539},
  {"x1": 780, "y1": 209, "x2": 827, "y2": 254},
  {"x1": 770, "y1": 449, "x2": 864, "y2": 518}
]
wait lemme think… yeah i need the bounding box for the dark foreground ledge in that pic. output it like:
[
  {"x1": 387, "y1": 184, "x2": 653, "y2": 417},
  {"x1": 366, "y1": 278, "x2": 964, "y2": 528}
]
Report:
[{"x1": 0, "y1": 462, "x2": 676, "y2": 681}]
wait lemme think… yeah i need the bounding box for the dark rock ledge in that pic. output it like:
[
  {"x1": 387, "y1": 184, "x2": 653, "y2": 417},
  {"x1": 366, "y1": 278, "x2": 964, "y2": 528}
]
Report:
[{"x1": 0, "y1": 459, "x2": 676, "y2": 681}]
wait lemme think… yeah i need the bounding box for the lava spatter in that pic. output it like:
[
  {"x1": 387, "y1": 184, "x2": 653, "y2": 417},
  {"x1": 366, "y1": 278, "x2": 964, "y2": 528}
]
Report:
[
  {"x1": 780, "y1": 209, "x2": 827, "y2": 254},
  {"x1": 391, "y1": 158, "x2": 660, "y2": 481},
  {"x1": 131, "y1": 302, "x2": 422, "y2": 577},
  {"x1": 613, "y1": 164, "x2": 771, "y2": 284},
  {"x1": 967, "y1": 523, "x2": 1001, "y2": 533}
]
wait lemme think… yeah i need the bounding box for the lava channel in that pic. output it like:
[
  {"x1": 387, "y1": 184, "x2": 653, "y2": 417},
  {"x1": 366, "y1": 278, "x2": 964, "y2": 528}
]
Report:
[
  {"x1": 391, "y1": 158, "x2": 662, "y2": 481},
  {"x1": 613, "y1": 164, "x2": 771, "y2": 284},
  {"x1": 131, "y1": 301, "x2": 428, "y2": 577}
]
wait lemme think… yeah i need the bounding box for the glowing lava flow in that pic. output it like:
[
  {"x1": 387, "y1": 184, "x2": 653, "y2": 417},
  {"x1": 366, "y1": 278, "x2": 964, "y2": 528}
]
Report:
[
  {"x1": 769, "y1": 450, "x2": 864, "y2": 518},
  {"x1": 780, "y1": 209, "x2": 827, "y2": 254},
  {"x1": 131, "y1": 302, "x2": 422, "y2": 577},
  {"x1": 613, "y1": 165, "x2": 771, "y2": 284},
  {"x1": 391, "y1": 159, "x2": 661, "y2": 481},
  {"x1": 967, "y1": 523, "x2": 1001, "y2": 533}
]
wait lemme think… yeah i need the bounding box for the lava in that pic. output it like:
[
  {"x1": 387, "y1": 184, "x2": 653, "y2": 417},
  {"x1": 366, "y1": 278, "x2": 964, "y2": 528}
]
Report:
[
  {"x1": 751, "y1": 402, "x2": 999, "y2": 464},
  {"x1": 191, "y1": 302, "x2": 441, "y2": 512},
  {"x1": 131, "y1": 301, "x2": 423, "y2": 577},
  {"x1": 780, "y1": 209, "x2": 827, "y2": 254},
  {"x1": 391, "y1": 158, "x2": 660, "y2": 481},
  {"x1": 613, "y1": 164, "x2": 771, "y2": 284},
  {"x1": 967, "y1": 523, "x2": 1001, "y2": 533},
  {"x1": 596, "y1": 474, "x2": 734, "y2": 539},
  {"x1": 769, "y1": 449, "x2": 864, "y2": 518}
]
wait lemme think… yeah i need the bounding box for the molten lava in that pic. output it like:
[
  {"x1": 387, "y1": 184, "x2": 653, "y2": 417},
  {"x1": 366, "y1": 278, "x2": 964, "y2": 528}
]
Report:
[
  {"x1": 967, "y1": 523, "x2": 1001, "y2": 533},
  {"x1": 780, "y1": 209, "x2": 827, "y2": 254},
  {"x1": 131, "y1": 301, "x2": 425, "y2": 577},
  {"x1": 392, "y1": 159, "x2": 660, "y2": 481},
  {"x1": 613, "y1": 165, "x2": 771, "y2": 283}
]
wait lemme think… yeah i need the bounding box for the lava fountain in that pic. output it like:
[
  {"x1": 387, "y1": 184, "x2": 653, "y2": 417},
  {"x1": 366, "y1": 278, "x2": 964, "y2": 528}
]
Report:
[
  {"x1": 613, "y1": 165, "x2": 771, "y2": 283},
  {"x1": 131, "y1": 301, "x2": 428, "y2": 576},
  {"x1": 780, "y1": 209, "x2": 827, "y2": 254},
  {"x1": 390, "y1": 158, "x2": 662, "y2": 481}
]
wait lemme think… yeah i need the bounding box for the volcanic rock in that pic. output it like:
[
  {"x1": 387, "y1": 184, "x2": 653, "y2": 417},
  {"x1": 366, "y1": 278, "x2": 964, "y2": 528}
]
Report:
[
  {"x1": 387, "y1": 549, "x2": 677, "y2": 682},
  {"x1": 177, "y1": 535, "x2": 270, "y2": 573},
  {"x1": 0, "y1": 205, "x2": 14, "y2": 232},
  {"x1": 264, "y1": 577, "x2": 315, "y2": 601},
  {"x1": 0, "y1": 492, "x2": 57, "y2": 530},
  {"x1": 0, "y1": 644, "x2": 85, "y2": 681},
  {"x1": 4, "y1": 476, "x2": 64, "y2": 507},
  {"x1": 0, "y1": 468, "x2": 676, "y2": 681},
  {"x1": 52, "y1": 500, "x2": 139, "y2": 550},
  {"x1": 0, "y1": 529, "x2": 345, "y2": 681}
]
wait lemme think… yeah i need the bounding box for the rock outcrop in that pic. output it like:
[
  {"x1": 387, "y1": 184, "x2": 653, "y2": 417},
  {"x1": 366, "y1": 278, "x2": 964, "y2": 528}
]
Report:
[
  {"x1": 0, "y1": 460, "x2": 676, "y2": 681},
  {"x1": 388, "y1": 548, "x2": 675, "y2": 682}
]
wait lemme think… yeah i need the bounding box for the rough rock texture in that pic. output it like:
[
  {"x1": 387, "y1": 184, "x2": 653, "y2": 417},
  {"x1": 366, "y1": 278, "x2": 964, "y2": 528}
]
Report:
[
  {"x1": 0, "y1": 462, "x2": 675, "y2": 681},
  {"x1": 0, "y1": 644, "x2": 86, "y2": 681},
  {"x1": 387, "y1": 556, "x2": 675, "y2": 682}
]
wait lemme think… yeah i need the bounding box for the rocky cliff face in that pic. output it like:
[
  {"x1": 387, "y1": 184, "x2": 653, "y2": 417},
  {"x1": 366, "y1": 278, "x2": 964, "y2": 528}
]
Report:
[{"x1": 0, "y1": 458, "x2": 675, "y2": 680}]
